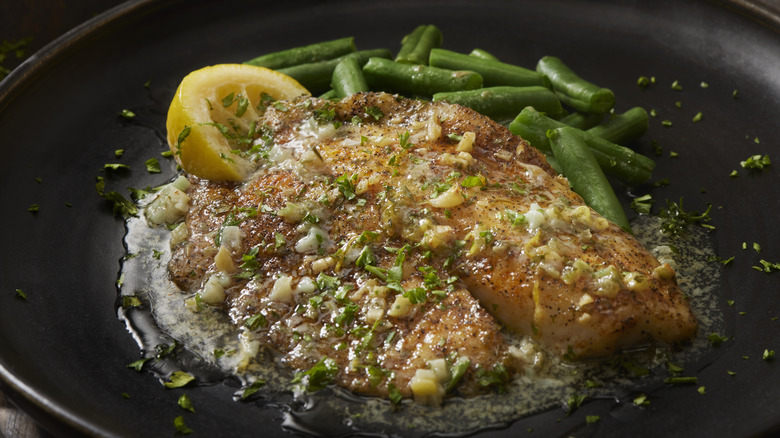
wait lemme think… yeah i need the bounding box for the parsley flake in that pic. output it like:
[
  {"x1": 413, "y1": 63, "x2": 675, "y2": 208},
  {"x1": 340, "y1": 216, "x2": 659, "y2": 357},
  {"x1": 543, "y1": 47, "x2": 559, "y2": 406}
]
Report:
[
  {"x1": 398, "y1": 131, "x2": 413, "y2": 149},
  {"x1": 708, "y1": 332, "x2": 729, "y2": 347},
  {"x1": 103, "y1": 163, "x2": 130, "y2": 172},
  {"x1": 145, "y1": 158, "x2": 162, "y2": 173},
  {"x1": 15, "y1": 288, "x2": 27, "y2": 301},
  {"x1": 164, "y1": 371, "x2": 196, "y2": 389},
  {"x1": 365, "y1": 106, "x2": 384, "y2": 121},
  {"x1": 754, "y1": 260, "x2": 780, "y2": 273},
  {"x1": 240, "y1": 380, "x2": 266, "y2": 400},
  {"x1": 659, "y1": 198, "x2": 712, "y2": 237},
  {"x1": 633, "y1": 394, "x2": 650, "y2": 407},
  {"x1": 630, "y1": 194, "x2": 654, "y2": 215},
  {"x1": 178, "y1": 394, "x2": 195, "y2": 413},
  {"x1": 740, "y1": 154, "x2": 771, "y2": 170},
  {"x1": 292, "y1": 357, "x2": 338, "y2": 392},
  {"x1": 119, "y1": 109, "x2": 136, "y2": 119},
  {"x1": 173, "y1": 416, "x2": 193, "y2": 435},
  {"x1": 126, "y1": 357, "x2": 151, "y2": 372}
]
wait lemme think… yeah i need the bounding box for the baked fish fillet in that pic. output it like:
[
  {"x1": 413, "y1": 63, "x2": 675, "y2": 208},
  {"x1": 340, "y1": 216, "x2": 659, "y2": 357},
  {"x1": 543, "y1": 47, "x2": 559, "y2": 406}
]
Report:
[{"x1": 167, "y1": 92, "x2": 697, "y2": 402}]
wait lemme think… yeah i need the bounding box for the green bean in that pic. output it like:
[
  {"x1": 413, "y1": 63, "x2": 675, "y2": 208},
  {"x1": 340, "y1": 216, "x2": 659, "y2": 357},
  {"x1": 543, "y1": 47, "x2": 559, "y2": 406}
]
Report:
[
  {"x1": 429, "y1": 48, "x2": 550, "y2": 88},
  {"x1": 544, "y1": 153, "x2": 563, "y2": 174},
  {"x1": 509, "y1": 107, "x2": 654, "y2": 186},
  {"x1": 536, "y1": 56, "x2": 615, "y2": 114},
  {"x1": 319, "y1": 89, "x2": 338, "y2": 100},
  {"x1": 245, "y1": 37, "x2": 356, "y2": 70},
  {"x1": 469, "y1": 48, "x2": 499, "y2": 61},
  {"x1": 362, "y1": 57, "x2": 483, "y2": 97},
  {"x1": 332, "y1": 57, "x2": 369, "y2": 98},
  {"x1": 432, "y1": 86, "x2": 562, "y2": 123},
  {"x1": 548, "y1": 127, "x2": 631, "y2": 232},
  {"x1": 558, "y1": 111, "x2": 604, "y2": 130},
  {"x1": 586, "y1": 107, "x2": 648, "y2": 145},
  {"x1": 278, "y1": 49, "x2": 392, "y2": 94},
  {"x1": 395, "y1": 25, "x2": 442, "y2": 65},
  {"x1": 395, "y1": 25, "x2": 426, "y2": 62}
]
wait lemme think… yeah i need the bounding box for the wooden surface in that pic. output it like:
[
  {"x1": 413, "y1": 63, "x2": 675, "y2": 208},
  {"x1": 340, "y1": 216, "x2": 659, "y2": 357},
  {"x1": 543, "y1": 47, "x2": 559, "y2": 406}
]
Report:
[
  {"x1": 0, "y1": 393, "x2": 48, "y2": 438},
  {"x1": 1, "y1": 2, "x2": 125, "y2": 435}
]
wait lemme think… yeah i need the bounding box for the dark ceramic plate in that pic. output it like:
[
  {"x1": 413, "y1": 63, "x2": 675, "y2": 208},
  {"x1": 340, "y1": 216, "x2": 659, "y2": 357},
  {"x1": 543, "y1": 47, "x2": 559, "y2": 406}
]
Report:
[{"x1": 1, "y1": 0, "x2": 779, "y2": 436}]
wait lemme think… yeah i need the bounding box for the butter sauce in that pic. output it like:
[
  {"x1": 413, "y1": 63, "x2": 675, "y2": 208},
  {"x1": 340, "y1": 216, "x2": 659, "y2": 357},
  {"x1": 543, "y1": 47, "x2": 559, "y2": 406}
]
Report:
[{"x1": 119, "y1": 206, "x2": 722, "y2": 436}]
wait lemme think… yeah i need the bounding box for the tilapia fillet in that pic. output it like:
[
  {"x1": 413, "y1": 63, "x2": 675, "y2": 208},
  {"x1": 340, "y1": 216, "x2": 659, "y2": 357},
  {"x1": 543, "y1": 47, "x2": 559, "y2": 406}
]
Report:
[{"x1": 168, "y1": 92, "x2": 697, "y2": 403}]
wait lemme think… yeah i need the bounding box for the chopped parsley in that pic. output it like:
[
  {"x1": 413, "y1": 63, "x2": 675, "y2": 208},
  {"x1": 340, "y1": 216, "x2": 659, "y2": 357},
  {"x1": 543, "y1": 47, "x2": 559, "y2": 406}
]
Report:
[
  {"x1": 335, "y1": 173, "x2": 358, "y2": 200},
  {"x1": 164, "y1": 371, "x2": 196, "y2": 389},
  {"x1": 365, "y1": 106, "x2": 384, "y2": 121},
  {"x1": 292, "y1": 357, "x2": 338, "y2": 392},
  {"x1": 103, "y1": 163, "x2": 130, "y2": 172},
  {"x1": 27, "y1": 204, "x2": 39, "y2": 214},
  {"x1": 398, "y1": 131, "x2": 412, "y2": 149},
  {"x1": 633, "y1": 394, "x2": 650, "y2": 407},
  {"x1": 708, "y1": 332, "x2": 729, "y2": 347},
  {"x1": 447, "y1": 356, "x2": 471, "y2": 391},
  {"x1": 388, "y1": 383, "x2": 402, "y2": 405},
  {"x1": 240, "y1": 380, "x2": 266, "y2": 400},
  {"x1": 15, "y1": 288, "x2": 27, "y2": 301},
  {"x1": 245, "y1": 313, "x2": 268, "y2": 330},
  {"x1": 706, "y1": 255, "x2": 734, "y2": 266},
  {"x1": 740, "y1": 154, "x2": 771, "y2": 170},
  {"x1": 630, "y1": 194, "x2": 654, "y2": 215},
  {"x1": 658, "y1": 198, "x2": 712, "y2": 237},
  {"x1": 475, "y1": 363, "x2": 509, "y2": 393},
  {"x1": 95, "y1": 176, "x2": 137, "y2": 218},
  {"x1": 145, "y1": 157, "x2": 162, "y2": 173},
  {"x1": 126, "y1": 357, "x2": 151, "y2": 372},
  {"x1": 754, "y1": 260, "x2": 780, "y2": 273},
  {"x1": 178, "y1": 394, "x2": 195, "y2": 413},
  {"x1": 122, "y1": 295, "x2": 142, "y2": 309},
  {"x1": 119, "y1": 109, "x2": 136, "y2": 119},
  {"x1": 173, "y1": 416, "x2": 193, "y2": 435},
  {"x1": 174, "y1": 126, "x2": 191, "y2": 155},
  {"x1": 664, "y1": 376, "x2": 698, "y2": 385},
  {"x1": 461, "y1": 174, "x2": 485, "y2": 188},
  {"x1": 566, "y1": 393, "x2": 587, "y2": 414}
]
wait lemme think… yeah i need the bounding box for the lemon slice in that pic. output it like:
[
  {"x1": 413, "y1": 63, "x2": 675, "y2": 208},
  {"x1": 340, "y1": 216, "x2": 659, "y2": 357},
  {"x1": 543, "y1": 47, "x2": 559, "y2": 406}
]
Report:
[{"x1": 166, "y1": 64, "x2": 310, "y2": 181}]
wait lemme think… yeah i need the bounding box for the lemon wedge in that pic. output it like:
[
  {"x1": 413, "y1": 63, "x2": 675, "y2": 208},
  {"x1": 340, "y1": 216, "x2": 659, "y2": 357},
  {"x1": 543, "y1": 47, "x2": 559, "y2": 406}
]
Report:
[{"x1": 166, "y1": 64, "x2": 310, "y2": 181}]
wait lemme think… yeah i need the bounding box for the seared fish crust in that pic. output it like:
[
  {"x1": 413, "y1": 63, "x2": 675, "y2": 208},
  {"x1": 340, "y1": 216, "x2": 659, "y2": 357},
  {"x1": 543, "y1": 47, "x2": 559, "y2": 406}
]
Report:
[{"x1": 168, "y1": 92, "x2": 697, "y2": 402}]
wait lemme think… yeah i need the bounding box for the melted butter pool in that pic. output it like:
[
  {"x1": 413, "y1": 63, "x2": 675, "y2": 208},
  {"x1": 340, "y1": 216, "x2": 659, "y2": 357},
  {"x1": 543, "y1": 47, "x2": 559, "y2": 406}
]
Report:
[{"x1": 119, "y1": 211, "x2": 723, "y2": 437}]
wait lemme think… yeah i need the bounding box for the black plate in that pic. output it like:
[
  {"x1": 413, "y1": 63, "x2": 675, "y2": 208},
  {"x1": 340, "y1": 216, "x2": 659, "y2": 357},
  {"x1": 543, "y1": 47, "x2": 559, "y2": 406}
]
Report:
[{"x1": 1, "y1": 0, "x2": 779, "y2": 436}]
